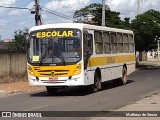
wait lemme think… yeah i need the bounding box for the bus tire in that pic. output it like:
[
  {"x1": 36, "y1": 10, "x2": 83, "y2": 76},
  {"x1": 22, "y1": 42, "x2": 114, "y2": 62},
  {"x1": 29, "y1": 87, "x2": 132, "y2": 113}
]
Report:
[
  {"x1": 121, "y1": 67, "x2": 128, "y2": 85},
  {"x1": 46, "y1": 86, "x2": 58, "y2": 94},
  {"x1": 89, "y1": 72, "x2": 101, "y2": 93}
]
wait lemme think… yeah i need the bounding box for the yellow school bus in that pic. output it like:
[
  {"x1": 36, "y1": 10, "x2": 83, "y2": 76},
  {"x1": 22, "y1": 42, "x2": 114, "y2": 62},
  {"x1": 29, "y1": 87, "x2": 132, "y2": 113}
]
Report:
[{"x1": 27, "y1": 23, "x2": 135, "y2": 94}]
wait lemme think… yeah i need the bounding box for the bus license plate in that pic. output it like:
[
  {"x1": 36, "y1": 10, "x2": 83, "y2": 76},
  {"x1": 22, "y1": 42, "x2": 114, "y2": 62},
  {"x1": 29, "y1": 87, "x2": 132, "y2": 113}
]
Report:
[{"x1": 49, "y1": 77, "x2": 58, "y2": 81}]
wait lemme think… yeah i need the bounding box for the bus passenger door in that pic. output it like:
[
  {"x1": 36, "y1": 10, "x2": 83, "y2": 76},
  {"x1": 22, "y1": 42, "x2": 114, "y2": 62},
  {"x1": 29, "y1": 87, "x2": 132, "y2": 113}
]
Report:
[{"x1": 83, "y1": 30, "x2": 93, "y2": 70}]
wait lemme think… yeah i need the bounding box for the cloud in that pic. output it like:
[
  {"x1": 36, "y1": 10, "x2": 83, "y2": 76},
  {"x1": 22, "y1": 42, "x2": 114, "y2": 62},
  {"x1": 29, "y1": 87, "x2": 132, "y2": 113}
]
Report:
[
  {"x1": 45, "y1": 0, "x2": 90, "y2": 11},
  {"x1": 0, "y1": 0, "x2": 17, "y2": 13},
  {"x1": 107, "y1": 0, "x2": 160, "y2": 19},
  {"x1": 0, "y1": 0, "x2": 17, "y2": 5},
  {"x1": 43, "y1": 0, "x2": 91, "y2": 22},
  {"x1": 1, "y1": 0, "x2": 34, "y2": 16},
  {"x1": 8, "y1": 9, "x2": 22, "y2": 15},
  {"x1": 0, "y1": 20, "x2": 6, "y2": 27},
  {"x1": 107, "y1": 0, "x2": 137, "y2": 19},
  {"x1": 141, "y1": 0, "x2": 160, "y2": 12},
  {"x1": 26, "y1": 1, "x2": 34, "y2": 10}
]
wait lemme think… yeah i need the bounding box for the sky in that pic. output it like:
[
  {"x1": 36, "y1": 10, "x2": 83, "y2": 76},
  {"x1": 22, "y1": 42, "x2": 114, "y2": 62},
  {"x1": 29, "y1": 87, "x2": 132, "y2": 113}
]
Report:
[{"x1": 0, "y1": 0, "x2": 160, "y2": 40}]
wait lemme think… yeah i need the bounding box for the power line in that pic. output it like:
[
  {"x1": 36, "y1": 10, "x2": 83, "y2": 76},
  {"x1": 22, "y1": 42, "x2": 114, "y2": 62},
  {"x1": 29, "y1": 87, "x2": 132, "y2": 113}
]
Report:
[
  {"x1": 41, "y1": 7, "x2": 71, "y2": 19},
  {"x1": 0, "y1": 5, "x2": 32, "y2": 11},
  {"x1": 44, "y1": 0, "x2": 68, "y2": 9},
  {"x1": 41, "y1": 7, "x2": 72, "y2": 20},
  {"x1": 0, "y1": 1, "x2": 73, "y2": 25},
  {"x1": 17, "y1": 0, "x2": 34, "y2": 7},
  {"x1": 42, "y1": 9, "x2": 72, "y2": 20},
  {"x1": 42, "y1": 0, "x2": 72, "y2": 20},
  {"x1": 41, "y1": 6, "x2": 71, "y2": 19}
]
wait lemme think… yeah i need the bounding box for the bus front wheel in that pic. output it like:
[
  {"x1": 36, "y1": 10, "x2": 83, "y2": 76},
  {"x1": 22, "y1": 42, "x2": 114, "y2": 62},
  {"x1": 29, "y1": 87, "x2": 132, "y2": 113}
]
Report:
[
  {"x1": 46, "y1": 86, "x2": 58, "y2": 94},
  {"x1": 89, "y1": 72, "x2": 101, "y2": 93}
]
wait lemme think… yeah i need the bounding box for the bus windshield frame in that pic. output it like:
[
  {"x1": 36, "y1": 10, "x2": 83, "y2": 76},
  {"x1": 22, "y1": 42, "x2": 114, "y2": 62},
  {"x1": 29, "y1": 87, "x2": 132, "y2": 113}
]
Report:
[{"x1": 27, "y1": 28, "x2": 82, "y2": 66}]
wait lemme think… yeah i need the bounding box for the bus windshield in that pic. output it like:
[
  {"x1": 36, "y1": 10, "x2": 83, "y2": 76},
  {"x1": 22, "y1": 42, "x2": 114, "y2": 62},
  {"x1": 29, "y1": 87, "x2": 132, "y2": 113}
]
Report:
[{"x1": 28, "y1": 28, "x2": 81, "y2": 65}]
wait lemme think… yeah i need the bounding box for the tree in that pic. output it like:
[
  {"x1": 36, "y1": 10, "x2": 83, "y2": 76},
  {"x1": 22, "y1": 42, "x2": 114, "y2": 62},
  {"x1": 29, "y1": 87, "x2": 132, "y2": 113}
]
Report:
[
  {"x1": 120, "y1": 17, "x2": 132, "y2": 29},
  {"x1": 73, "y1": 3, "x2": 122, "y2": 28},
  {"x1": 8, "y1": 28, "x2": 29, "y2": 51},
  {"x1": 131, "y1": 9, "x2": 160, "y2": 51}
]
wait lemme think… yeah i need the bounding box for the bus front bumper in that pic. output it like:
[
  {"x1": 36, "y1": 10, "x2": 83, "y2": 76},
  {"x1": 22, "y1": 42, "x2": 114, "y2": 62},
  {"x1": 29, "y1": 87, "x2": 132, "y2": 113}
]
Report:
[{"x1": 28, "y1": 75, "x2": 84, "y2": 87}]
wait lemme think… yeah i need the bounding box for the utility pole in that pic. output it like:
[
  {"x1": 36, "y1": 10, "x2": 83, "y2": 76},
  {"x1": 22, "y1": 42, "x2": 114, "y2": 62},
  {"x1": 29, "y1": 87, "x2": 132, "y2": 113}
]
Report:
[
  {"x1": 157, "y1": 39, "x2": 160, "y2": 60},
  {"x1": 137, "y1": 0, "x2": 140, "y2": 15},
  {"x1": 35, "y1": 0, "x2": 42, "y2": 25},
  {"x1": 102, "y1": 0, "x2": 105, "y2": 26}
]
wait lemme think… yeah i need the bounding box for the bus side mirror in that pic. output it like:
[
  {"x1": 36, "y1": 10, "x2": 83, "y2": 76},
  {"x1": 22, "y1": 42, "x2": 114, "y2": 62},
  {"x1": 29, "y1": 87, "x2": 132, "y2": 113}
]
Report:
[{"x1": 24, "y1": 33, "x2": 29, "y2": 42}]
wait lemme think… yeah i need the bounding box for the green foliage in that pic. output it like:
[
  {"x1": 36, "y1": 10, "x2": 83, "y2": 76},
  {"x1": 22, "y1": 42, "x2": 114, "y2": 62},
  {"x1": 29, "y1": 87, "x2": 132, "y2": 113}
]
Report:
[
  {"x1": 131, "y1": 9, "x2": 160, "y2": 51},
  {"x1": 120, "y1": 17, "x2": 132, "y2": 29},
  {"x1": 73, "y1": 3, "x2": 122, "y2": 28},
  {"x1": 73, "y1": 4, "x2": 160, "y2": 52},
  {"x1": 8, "y1": 28, "x2": 29, "y2": 51}
]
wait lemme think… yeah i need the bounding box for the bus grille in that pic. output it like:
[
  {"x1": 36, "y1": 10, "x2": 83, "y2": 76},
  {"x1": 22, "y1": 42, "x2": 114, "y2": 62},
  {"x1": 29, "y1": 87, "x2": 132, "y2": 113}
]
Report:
[{"x1": 33, "y1": 66, "x2": 69, "y2": 77}]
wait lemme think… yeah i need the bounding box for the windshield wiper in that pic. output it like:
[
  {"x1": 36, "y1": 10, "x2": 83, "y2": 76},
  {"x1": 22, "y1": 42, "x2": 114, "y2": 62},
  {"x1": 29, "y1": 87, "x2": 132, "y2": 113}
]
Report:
[
  {"x1": 39, "y1": 53, "x2": 46, "y2": 64},
  {"x1": 39, "y1": 46, "x2": 50, "y2": 64}
]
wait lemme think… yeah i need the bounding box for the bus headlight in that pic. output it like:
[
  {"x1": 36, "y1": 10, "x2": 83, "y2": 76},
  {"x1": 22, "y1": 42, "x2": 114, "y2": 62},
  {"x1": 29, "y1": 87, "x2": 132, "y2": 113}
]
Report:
[
  {"x1": 74, "y1": 63, "x2": 81, "y2": 75},
  {"x1": 28, "y1": 66, "x2": 32, "y2": 71},
  {"x1": 28, "y1": 65, "x2": 34, "y2": 76},
  {"x1": 77, "y1": 65, "x2": 81, "y2": 70}
]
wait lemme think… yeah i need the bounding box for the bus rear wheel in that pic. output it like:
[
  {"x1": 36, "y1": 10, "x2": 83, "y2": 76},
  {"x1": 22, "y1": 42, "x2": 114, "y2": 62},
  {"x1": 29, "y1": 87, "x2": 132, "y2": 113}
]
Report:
[
  {"x1": 46, "y1": 86, "x2": 58, "y2": 94},
  {"x1": 121, "y1": 67, "x2": 127, "y2": 85}
]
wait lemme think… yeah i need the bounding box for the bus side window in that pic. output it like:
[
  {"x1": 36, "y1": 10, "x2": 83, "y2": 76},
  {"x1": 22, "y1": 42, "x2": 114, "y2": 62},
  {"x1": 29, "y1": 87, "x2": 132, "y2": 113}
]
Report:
[
  {"x1": 128, "y1": 35, "x2": 134, "y2": 53},
  {"x1": 111, "y1": 33, "x2": 117, "y2": 53},
  {"x1": 95, "y1": 31, "x2": 103, "y2": 54},
  {"x1": 123, "y1": 34, "x2": 129, "y2": 53},
  {"x1": 104, "y1": 32, "x2": 111, "y2": 54},
  {"x1": 117, "y1": 33, "x2": 123, "y2": 53}
]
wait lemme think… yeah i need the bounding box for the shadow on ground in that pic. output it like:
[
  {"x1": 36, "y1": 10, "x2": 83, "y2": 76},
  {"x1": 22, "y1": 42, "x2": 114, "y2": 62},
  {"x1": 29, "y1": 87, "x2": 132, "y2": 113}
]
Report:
[{"x1": 30, "y1": 79, "x2": 134, "y2": 97}]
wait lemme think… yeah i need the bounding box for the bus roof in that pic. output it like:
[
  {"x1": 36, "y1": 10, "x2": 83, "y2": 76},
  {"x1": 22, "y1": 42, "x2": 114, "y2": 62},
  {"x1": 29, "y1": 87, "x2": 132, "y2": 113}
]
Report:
[{"x1": 30, "y1": 23, "x2": 133, "y2": 34}]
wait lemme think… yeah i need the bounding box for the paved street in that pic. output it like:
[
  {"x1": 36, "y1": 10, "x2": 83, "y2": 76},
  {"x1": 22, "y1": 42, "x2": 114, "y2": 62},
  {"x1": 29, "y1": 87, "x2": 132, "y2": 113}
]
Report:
[{"x1": 0, "y1": 64, "x2": 160, "y2": 120}]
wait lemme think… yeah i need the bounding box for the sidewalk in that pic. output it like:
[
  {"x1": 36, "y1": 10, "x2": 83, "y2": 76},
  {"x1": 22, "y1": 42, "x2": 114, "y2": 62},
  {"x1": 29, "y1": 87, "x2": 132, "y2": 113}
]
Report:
[
  {"x1": 90, "y1": 90, "x2": 160, "y2": 120},
  {"x1": 0, "y1": 81, "x2": 45, "y2": 98}
]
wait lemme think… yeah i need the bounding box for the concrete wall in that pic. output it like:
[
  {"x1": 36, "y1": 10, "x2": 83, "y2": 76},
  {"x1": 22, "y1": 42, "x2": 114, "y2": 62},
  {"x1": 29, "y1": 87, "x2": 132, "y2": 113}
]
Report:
[
  {"x1": 138, "y1": 51, "x2": 147, "y2": 61},
  {"x1": 0, "y1": 51, "x2": 27, "y2": 76}
]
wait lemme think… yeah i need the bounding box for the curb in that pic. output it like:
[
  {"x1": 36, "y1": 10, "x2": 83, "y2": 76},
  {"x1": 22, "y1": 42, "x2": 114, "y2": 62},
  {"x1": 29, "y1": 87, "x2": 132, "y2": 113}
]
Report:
[
  {"x1": 139, "y1": 61, "x2": 160, "y2": 66},
  {"x1": 0, "y1": 90, "x2": 22, "y2": 98}
]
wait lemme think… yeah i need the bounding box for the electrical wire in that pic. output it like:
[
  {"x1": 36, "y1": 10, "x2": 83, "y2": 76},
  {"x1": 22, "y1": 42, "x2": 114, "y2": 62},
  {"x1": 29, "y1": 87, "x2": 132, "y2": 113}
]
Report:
[
  {"x1": 16, "y1": 0, "x2": 34, "y2": 7},
  {"x1": 41, "y1": 6, "x2": 71, "y2": 19},
  {"x1": 0, "y1": 5, "x2": 32, "y2": 11},
  {"x1": 44, "y1": 0, "x2": 67, "y2": 9},
  {"x1": 42, "y1": 9, "x2": 72, "y2": 20},
  {"x1": 0, "y1": 1, "x2": 73, "y2": 24},
  {"x1": 41, "y1": 7, "x2": 72, "y2": 20}
]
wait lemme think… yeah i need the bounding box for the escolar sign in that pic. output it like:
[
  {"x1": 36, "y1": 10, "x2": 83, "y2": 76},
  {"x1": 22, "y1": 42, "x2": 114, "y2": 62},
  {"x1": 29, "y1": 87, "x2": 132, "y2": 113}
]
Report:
[{"x1": 36, "y1": 31, "x2": 73, "y2": 38}]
